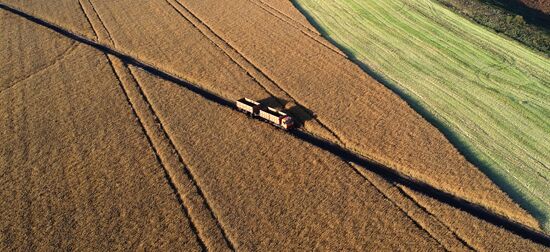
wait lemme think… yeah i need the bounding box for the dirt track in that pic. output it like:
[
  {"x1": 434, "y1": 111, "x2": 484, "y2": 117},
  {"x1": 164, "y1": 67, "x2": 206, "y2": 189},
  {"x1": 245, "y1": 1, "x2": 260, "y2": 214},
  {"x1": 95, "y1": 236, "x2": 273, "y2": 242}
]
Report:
[{"x1": 1, "y1": 0, "x2": 549, "y2": 250}]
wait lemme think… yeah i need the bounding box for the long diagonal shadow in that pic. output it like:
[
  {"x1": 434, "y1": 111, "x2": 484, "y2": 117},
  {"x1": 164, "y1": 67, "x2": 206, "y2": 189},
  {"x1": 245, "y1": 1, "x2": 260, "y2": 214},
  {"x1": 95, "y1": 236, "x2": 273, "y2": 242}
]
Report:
[
  {"x1": 1, "y1": 3, "x2": 549, "y2": 246},
  {"x1": 290, "y1": 0, "x2": 550, "y2": 237}
]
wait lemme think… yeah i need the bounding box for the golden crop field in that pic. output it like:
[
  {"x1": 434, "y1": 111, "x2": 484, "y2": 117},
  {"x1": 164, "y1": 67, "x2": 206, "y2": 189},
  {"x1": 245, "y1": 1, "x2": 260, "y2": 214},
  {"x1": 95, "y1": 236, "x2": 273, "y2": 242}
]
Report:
[
  {"x1": 0, "y1": 11, "x2": 202, "y2": 250},
  {"x1": 1, "y1": 0, "x2": 549, "y2": 250}
]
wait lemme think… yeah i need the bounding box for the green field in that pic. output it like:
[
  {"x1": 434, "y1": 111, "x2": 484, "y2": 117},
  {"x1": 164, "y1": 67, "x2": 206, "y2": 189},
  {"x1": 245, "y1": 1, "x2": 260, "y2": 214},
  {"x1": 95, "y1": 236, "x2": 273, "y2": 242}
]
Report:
[{"x1": 294, "y1": 0, "x2": 550, "y2": 230}]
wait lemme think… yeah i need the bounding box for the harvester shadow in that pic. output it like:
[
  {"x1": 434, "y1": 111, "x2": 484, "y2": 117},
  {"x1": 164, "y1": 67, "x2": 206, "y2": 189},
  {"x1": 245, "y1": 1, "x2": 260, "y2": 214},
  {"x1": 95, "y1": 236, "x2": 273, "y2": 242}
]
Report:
[
  {"x1": 286, "y1": 104, "x2": 316, "y2": 128},
  {"x1": 5, "y1": 2, "x2": 547, "y2": 245},
  {"x1": 290, "y1": 0, "x2": 549, "y2": 234},
  {"x1": 258, "y1": 96, "x2": 289, "y2": 109},
  {"x1": 257, "y1": 96, "x2": 316, "y2": 127}
]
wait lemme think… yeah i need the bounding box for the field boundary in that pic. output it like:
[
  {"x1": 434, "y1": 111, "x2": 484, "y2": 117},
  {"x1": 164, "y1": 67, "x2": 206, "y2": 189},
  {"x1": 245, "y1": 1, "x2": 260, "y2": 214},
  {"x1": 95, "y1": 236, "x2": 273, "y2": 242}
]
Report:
[
  {"x1": 2, "y1": 3, "x2": 549, "y2": 246},
  {"x1": 255, "y1": 0, "x2": 320, "y2": 35},
  {"x1": 247, "y1": 0, "x2": 346, "y2": 57},
  {"x1": 290, "y1": 0, "x2": 550, "y2": 230}
]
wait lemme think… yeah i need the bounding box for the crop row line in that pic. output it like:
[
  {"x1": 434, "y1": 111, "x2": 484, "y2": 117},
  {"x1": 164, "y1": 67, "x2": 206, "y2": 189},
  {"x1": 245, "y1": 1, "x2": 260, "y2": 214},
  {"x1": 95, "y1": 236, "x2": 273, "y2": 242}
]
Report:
[{"x1": 3, "y1": 3, "x2": 548, "y2": 246}]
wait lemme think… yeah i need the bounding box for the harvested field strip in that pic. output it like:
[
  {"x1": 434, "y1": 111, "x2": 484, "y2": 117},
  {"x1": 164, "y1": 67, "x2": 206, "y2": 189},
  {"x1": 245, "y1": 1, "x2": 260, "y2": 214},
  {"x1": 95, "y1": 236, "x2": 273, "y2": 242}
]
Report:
[
  {"x1": 3, "y1": 4, "x2": 548, "y2": 245},
  {"x1": 246, "y1": 0, "x2": 345, "y2": 57},
  {"x1": 295, "y1": 0, "x2": 550, "y2": 230},
  {"x1": 79, "y1": 3, "x2": 234, "y2": 249},
  {"x1": 168, "y1": 0, "x2": 340, "y2": 142}
]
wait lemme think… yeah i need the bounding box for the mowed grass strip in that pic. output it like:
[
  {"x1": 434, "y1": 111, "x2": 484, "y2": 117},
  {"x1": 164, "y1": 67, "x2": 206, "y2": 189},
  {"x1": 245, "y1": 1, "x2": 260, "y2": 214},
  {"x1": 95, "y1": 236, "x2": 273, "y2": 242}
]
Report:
[{"x1": 295, "y1": 0, "x2": 550, "y2": 230}]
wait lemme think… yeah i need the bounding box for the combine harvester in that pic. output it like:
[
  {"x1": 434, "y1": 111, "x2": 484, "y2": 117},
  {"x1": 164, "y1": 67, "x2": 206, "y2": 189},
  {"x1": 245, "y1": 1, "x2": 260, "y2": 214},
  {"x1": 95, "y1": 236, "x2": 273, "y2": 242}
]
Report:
[{"x1": 236, "y1": 98, "x2": 295, "y2": 130}]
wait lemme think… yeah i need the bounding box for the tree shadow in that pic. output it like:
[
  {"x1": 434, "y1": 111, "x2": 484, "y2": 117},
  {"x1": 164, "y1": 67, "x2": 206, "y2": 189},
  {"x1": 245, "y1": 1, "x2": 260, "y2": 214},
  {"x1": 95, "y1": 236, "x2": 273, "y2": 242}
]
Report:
[{"x1": 290, "y1": 0, "x2": 548, "y2": 230}]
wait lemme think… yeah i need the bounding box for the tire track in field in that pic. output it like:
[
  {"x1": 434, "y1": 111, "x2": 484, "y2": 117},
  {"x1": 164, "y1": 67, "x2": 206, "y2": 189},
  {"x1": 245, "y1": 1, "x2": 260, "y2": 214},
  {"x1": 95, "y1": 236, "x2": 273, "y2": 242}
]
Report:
[
  {"x1": 166, "y1": 0, "x2": 459, "y2": 245},
  {"x1": 0, "y1": 42, "x2": 79, "y2": 94},
  {"x1": 393, "y1": 185, "x2": 477, "y2": 251},
  {"x1": 168, "y1": 0, "x2": 343, "y2": 144},
  {"x1": 79, "y1": 2, "x2": 229, "y2": 250},
  {"x1": 346, "y1": 164, "x2": 451, "y2": 250},
  {"x1": 246, "y1": 0, "x2": 346, "y2": 57},
  {"x1": 125, "y1": 66, "x2": 235, "y2": 251},
  {"x1": 81, "y1": 0, "x2": 114, "y2": 44},
  {"x1": 3, "y1": 4, "x2": 549, "y2": 246},
  {"x1": 349, "y1": 161, "x2": 475, "y2": 251},
  {"x1": 79, "y1": 1, "x2": 209, "y2": 249},
  {"x1": 255, "y1": 0, "x2": 320, "y2": 35},
  {"x1": 104, "y1": 57, "x2": 207, "y2": 251},
  {"x1": 77, "y1": 0, "x2": 97, "y2": 40}
]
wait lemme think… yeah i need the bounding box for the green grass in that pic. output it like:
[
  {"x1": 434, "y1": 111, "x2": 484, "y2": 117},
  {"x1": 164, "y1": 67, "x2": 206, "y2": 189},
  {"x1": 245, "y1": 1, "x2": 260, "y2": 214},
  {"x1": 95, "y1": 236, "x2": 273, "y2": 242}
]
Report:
[{"x1": 294, "y1": 0, "x2": 550, "y2": 231}]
